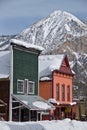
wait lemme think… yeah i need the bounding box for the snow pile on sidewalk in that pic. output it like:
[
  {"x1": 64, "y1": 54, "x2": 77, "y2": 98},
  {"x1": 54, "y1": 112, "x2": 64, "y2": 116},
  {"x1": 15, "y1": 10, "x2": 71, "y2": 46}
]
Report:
[{"x1": 0, "y1": 119, "x2": 87, "y2": 130}]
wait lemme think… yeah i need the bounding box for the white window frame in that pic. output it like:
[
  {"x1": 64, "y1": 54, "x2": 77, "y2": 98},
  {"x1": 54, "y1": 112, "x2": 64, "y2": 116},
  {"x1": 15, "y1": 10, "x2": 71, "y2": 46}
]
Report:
[
  {"x1": 24, "y1": 79, "x2": 28, "y2": 94},
  {"x1": 17, "y1": 80, "x2": 24, "y2": 94},
  {"x1": 28, "y1": 81, "x2": 35, "y2": 94}
]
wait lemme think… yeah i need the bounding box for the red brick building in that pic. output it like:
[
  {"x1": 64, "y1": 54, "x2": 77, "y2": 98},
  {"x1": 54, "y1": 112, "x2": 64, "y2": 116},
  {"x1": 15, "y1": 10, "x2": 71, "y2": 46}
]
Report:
[{"x1": 39, "y1": 54, "x2": 77, "y2": 120}]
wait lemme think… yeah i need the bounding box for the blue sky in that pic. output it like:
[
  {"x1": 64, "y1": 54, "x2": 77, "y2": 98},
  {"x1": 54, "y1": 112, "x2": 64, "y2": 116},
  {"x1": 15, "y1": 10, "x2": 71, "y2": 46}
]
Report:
[{"x1": 0, "y1": 0, "x2": 87, "y2": 35}]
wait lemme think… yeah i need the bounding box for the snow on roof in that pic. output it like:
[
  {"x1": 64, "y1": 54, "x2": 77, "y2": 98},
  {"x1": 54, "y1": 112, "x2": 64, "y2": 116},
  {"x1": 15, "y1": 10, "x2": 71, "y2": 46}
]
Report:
[
  {"x1": 22, "y1": 100, "x2": 28, "y2": 105},
  {"x1": 0, "y1": 118, "x2": 87, "y2": 130},
  {"x1": 40, "y1": 76, "x2": 51, "y2": 81},
  {"x1": 48, "y1": 98, "x2": 60, "y2": 105},
  {"x1": 39, "y1": 54, "x2": 64, "y2": 78},
  {"x1": 0, "y1": 51, "x2": 10, "y2": 79},
  {"x1": 69, "y1": 102, "x2": 77, "y2": 106},
  {"x1": 10, "y1": 39, "x2": 44, "y2": 52},
  {"x1": 48, "y1": 98, "x2": 77, "y2": 106},
  {"x1": 12, "y1": 94, "x2": 55, "y2": 110},
  {"x1": 33, "y1": 101, "x2": 51, "y2": 110}
]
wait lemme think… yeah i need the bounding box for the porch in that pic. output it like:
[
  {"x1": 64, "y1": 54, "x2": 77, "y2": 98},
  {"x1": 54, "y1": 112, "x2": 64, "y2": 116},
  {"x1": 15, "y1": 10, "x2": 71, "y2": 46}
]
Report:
[{"x1": 11, "y1": 94, "x2": 55, "y2": 121}]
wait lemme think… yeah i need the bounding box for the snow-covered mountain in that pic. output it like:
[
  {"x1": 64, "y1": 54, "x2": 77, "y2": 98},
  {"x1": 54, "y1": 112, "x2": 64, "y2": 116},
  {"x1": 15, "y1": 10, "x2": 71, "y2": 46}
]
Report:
[
  {"x1": 0, "y1": 10, "x2": 87, "y2": 52},
  {"x1": 0, "y1": 10, "x2": 87, "y2": 99},
  {"x1": 16, "y1": 10, "x2": 87, "y2": 54}
]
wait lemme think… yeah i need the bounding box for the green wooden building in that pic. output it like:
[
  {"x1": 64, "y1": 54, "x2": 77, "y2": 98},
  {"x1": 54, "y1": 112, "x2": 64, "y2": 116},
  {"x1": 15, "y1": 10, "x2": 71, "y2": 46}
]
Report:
[{"x1": 0, "y1": 39, "x2": 55, "y2": 121}]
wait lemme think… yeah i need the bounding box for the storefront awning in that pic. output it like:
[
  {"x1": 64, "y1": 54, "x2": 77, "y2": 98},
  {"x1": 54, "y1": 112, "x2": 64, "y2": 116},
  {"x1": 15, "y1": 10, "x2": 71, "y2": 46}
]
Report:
[
  {"x1": 48, "y1": 98, "x2": 77, "y2": 106},
  {"x1": 12, "y1": 94, "x2": 55, "y2": 111}
]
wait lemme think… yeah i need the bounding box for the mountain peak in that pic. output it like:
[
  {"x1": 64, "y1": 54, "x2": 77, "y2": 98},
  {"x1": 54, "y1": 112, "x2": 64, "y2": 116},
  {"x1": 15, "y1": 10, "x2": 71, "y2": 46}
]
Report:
[
  {"x1": 49, "y1": 10, "x2": 86, "y2": 28},
  {"x1": 0, "y1": 10, "x2": 87, "y2": 52},
  {"x1": 15, "y1": 10, "x2": 87, "y2": 54}
]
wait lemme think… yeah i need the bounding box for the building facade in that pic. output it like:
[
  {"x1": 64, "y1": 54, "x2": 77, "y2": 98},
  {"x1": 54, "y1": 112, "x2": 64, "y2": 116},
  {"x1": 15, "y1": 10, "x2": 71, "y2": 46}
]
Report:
[
  {"x1": 0, "y1": 39, "x2": 54, "y2": 121},
  {"x1": 39, "y1": 55, "x2": 77, "y2": 120}
]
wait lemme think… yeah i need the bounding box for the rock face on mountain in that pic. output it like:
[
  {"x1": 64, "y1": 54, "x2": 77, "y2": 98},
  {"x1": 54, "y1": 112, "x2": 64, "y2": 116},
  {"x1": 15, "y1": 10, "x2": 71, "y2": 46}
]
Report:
[{"x1": 0, "y1": 10, "x2": 87, "y2": 99}]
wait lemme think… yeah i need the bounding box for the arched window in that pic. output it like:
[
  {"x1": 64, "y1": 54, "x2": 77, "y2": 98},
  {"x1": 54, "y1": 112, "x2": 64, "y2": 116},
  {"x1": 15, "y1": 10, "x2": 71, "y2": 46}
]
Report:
[
  {"x1": 62, "y1": 84, "x2": 65, "y2": 101},
  {"x1": 56, "y1": 83, "x2": 60, "y2": 101}
]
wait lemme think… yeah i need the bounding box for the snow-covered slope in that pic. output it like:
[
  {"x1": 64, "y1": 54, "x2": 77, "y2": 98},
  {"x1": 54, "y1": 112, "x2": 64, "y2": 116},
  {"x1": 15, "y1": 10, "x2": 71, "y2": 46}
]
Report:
[
  {"x1": 0, "y1": 10, "x2": 87, "y2": 52},
  {"x1": 16, "y1": 10, "x2": 87, "y2": 53},
  {"x1": 0, "y1": 35, "x2": 15, "y2": 50}
]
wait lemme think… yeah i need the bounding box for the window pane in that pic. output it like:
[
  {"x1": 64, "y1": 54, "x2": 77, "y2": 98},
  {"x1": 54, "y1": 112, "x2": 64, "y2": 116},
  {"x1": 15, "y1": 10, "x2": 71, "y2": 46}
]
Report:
[
  {"x1": 17, "y1": 80, "x2": 24, "y2": 93},
  {"x1": 67, "y1": 85, "x2": 70, "y2": 101},
  {"x1": 62, "y1": 84, "x2": 65, "y2": 101},
  {"x1": 28, "y1": 81, "x2": 34, "y2": 94},
  {"x1": 56, "y1": 83, "x2": 60, "y2": 100}
]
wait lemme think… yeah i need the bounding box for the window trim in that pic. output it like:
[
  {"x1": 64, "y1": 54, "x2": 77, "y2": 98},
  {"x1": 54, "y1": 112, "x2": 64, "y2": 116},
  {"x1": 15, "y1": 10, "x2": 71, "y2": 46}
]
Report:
[
  {"x1": 28, "y1": 81, "x2": 35, "y2": 94},
  {"x1": 17, "y1": 80, "x2": 24, "y2": 94}
]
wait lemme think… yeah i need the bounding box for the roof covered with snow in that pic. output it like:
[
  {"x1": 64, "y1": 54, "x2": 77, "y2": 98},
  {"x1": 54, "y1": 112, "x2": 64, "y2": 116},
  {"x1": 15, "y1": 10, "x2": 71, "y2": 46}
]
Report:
[
  {"x1": 48, "y1": 98, "x2": 60, "y2": 105},
  {"x1": 12, "y1": 94, "x2": 55, "y2": 110},
  {"x1": 0, "y1": 51, "x2": 10, "y2": 79},
  {"x1": 10, "y1": 39, "x2": 44, "y2": 52},
  {"x1": 39, "y1": 54, "x2": 65, "y2": 78},
  {"x1": 48, "y1": 98, "x2": 76, "y2": 106}
]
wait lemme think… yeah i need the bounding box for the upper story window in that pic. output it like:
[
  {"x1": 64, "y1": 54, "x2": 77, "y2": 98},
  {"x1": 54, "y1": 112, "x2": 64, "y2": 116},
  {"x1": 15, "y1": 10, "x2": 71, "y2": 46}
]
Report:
[
  {"x1": 17, "y1": 80, "x2": 24, "y2": 93},
  {"x1": 28, "y1": 81, "x2": 35, "y2": 94},
  {"x1": 67, "y1": 85, "x2": 70, "y2": 101},
  {"x1": 56, "y1": 83, "x2": 60, "y2": 101},
  {"x1": 62, "y1": 84, "x2": 65, "y2": 101}
]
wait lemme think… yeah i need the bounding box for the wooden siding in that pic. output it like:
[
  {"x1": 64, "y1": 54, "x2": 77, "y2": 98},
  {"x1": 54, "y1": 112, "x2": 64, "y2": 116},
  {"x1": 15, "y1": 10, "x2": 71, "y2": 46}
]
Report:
[
  {"x1": 0, "y1": 80, "x2": 10, "y2": 121},
  {"x1": 39, "y1": 81, "x2": 52, "y2": 100},
  {"x1": 13, "y1": 47, "x2": 39, "y2": 95}
]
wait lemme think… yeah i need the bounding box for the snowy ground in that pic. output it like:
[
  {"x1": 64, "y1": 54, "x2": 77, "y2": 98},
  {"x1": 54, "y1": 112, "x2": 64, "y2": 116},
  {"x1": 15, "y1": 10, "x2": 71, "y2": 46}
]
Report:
[{"x1": 0, "y1": 119, "x2": 87, "y2": 130}]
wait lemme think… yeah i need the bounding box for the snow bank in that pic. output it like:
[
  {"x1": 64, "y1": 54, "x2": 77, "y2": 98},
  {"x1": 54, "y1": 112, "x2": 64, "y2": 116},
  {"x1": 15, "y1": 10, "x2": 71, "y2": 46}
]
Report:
[
  {"x1": 0, "y1": 119, "x2": 87, "y2": 130},
  {"x1": 0, "y1": 121, "x2": 44, "y2": 130}
]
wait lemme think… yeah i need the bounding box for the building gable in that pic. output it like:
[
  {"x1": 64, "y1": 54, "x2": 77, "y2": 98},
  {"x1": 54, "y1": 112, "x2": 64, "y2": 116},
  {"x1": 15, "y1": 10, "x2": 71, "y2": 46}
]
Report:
[{"x1": 59, "y1": 55, "x2": 73, "y2": 75}]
